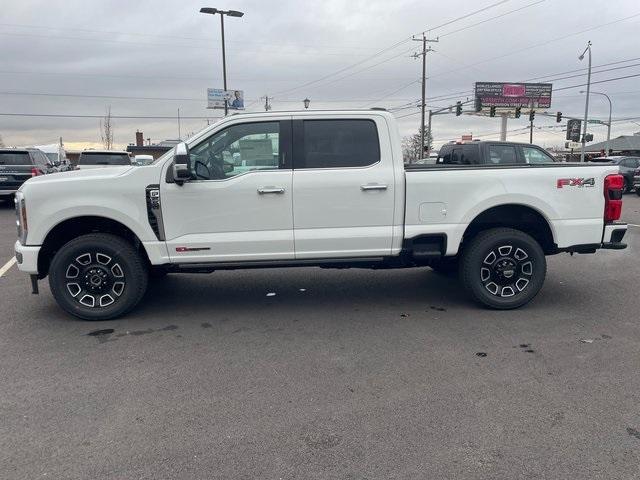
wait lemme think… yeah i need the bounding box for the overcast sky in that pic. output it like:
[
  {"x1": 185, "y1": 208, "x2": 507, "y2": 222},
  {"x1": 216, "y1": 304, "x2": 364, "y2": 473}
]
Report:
[{"x1": 2, "y1": 0, "x2": 640, "y2": 151}]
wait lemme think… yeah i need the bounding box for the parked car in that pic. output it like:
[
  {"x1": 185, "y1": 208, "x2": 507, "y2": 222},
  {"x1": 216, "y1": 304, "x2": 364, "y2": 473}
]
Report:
[
  {"x1": 14, "y1": 110, "x2": 627, "y2": 320},
  {"x1": 133, "y1": 154, "x2": 154, "y2": 166},
  {"x1": 34, "y1": 144, "x2": 71, "y2": 171},
  {"x1": 589, "y1": 156, "x2": 640, "y2": 193},
  {"x1": 633, "y1": 166, "x2": 640, "y2": 196},
  {"x1": 0, "y1": 148, "x2": 57, "y2": 200},
  {"x1": 77, "y1": 150, "x2": 132, "y2": 170},
  {"x1": 435, "y1": 141, "x2": 557, "y2": 166}
]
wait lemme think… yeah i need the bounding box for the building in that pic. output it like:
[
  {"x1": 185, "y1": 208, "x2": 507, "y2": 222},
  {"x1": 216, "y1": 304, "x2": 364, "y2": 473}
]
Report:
[
  {"x1": 125, "y1": 131, "x2": 180, "y2": 159},
  {"x1": 584, "y1": 132, "x2": 640, "y2": 156}
]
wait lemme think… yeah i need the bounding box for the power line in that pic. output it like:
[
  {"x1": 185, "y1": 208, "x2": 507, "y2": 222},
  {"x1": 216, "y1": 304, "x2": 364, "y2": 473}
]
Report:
[
  {"x1": 438, "y1": 0, "x2": 545, "y2": 37},
  {"x1": 273, "y1": 0, "x2": 517, "y2": 96},
  {"x1": 0, "y1": 113, "x2": 219, "y2": 120},
  {"x1": 416, "y1": 0, "x2": 512, "y2": 35}
]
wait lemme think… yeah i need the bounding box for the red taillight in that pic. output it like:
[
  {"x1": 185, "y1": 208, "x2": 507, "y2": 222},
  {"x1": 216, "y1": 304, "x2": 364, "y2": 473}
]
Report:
[
  {"x1": 30, "y1": 167, "x2": 39, "y2": 177},
  {"x1": 604, "y1": 174, "x2": 623, "y2": 222}
]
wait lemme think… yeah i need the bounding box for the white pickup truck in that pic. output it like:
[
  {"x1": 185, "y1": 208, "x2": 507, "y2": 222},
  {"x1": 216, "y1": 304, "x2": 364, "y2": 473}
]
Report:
[{"x1": 14, "y1": 110, "x2": 627, "y2": 320}]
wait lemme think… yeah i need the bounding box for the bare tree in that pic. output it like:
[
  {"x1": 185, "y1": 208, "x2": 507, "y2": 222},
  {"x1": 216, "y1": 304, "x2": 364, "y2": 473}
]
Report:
[
  {"x1": 100, "y1": 106, "x2": 114, "y2": 150},
  {"x1": 402, "y1": 127, "x2": 432, "y2": 163}
]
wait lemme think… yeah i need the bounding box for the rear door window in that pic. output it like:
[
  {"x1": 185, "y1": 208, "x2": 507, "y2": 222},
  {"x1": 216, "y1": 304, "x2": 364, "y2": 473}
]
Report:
[
  {"x1": 297, "y1": 119, "x2": 380, "y2": 169},
  {"x1": 521, "y1": 146, "x2": 555, "y2": 164},
  {"x1": 462, "y1": 144, "x2": 479, "y2": 164},
  {"x1": 0, "y1": 152, "x2": 32, "y2": 165},
  {"x1": 487, "y1": 144, "x2": 520, "y2": 165}
]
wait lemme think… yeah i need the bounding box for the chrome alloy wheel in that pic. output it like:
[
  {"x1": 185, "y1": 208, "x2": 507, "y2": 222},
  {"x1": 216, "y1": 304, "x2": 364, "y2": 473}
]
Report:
[
  {"x1": 479, "y1": 245, "x2": 533, "y2": 298},
  {"x1": 64, "y1": 252, "x2": 125, "y2": 308}
]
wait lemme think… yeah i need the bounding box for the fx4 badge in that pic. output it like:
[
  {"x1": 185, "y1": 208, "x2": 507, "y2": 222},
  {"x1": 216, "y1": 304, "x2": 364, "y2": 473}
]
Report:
[{"x1": 556, "y1": 177, "x2": 595, "y2": 189}]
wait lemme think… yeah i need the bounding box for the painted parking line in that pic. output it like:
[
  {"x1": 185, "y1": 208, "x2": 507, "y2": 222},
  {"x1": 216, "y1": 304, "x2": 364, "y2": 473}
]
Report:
[{"x1": 0, "y1": 257, "x2": 17, "y2": 278}]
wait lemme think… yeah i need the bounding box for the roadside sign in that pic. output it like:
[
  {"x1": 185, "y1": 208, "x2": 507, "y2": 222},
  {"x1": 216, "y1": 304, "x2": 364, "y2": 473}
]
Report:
[
  {"x1": 474, "y1": 82, "x2": 552, "y2": 109},
  {"x1": 587, "y1": 119, "x2": 602, "y2": 124},
  {"x1": 207, "y1": 88, "x2": 245, "y2": 110},
  {"x1": 566, "y1": 119, "x2": 581, "y2": 142},
  {"x1": 461, "y1": 134, "x2": 473, "y2": 141}
]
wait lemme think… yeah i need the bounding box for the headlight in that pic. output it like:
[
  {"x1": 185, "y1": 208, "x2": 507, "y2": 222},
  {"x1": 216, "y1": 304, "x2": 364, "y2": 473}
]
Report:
[{"x1": 15, "y1": 193, "x2": 27, "y2": 244}]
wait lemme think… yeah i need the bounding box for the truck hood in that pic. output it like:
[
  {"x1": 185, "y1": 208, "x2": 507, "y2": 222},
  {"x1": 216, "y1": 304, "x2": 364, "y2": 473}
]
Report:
[{"x1": 20, "y1": 165, "x2": 134, "y2": 189}]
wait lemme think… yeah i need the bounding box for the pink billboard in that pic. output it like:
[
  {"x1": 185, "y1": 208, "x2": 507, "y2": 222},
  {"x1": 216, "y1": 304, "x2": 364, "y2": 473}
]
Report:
[{"x1": 475, "y1": 82, "x2": 552, "y2": 108}]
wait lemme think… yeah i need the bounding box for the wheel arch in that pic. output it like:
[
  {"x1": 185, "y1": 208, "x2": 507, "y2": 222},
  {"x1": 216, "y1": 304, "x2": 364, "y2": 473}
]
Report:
[
  {"x1": 38, "y1": 215, "x2": 151, "y2": 278},
  {"x1": 461, "y1": 204, "x2": 557, "y2": 255}
]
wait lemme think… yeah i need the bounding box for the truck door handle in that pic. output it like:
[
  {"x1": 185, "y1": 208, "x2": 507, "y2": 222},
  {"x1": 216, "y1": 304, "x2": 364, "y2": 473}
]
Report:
[
  {"x1": 257, "y1": 187, "x2": 285, "y2": 194},
  {"x1": 360, "y1": 184, "x2": 388, "y2": 191}
]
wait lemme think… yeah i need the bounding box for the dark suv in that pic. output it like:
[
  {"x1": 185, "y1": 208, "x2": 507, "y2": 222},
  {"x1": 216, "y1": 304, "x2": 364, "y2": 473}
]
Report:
[
  {"x1": 435, "y1": 141, "x2": 557, "y2": 166},
  {"x1": 589, "y1": 156, "x2": 640, "y2": 193},
  {"x1": 0, "y1": 148, "x2": 56, "y2": 200}
]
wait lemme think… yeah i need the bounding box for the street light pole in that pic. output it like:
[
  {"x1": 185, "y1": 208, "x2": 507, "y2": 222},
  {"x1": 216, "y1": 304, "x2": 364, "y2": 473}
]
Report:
[
  {"x1": 200, "y1": 7, "x2": 244, "y2": 117},
  {"x1": 220, "y1": 13, "x2": 228, "y2": 115},
  {"x1": 578, "y1": 41, "x2": 592, "y2": 162},
  {"x1": 580, "y1": 90, "x2": 612, "y2": 154}
]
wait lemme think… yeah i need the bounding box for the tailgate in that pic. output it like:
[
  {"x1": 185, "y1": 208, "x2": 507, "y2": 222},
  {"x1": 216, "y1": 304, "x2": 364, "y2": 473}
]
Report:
[{"x1": 0, "y1": 165, "x2": 33, "y2": 191}]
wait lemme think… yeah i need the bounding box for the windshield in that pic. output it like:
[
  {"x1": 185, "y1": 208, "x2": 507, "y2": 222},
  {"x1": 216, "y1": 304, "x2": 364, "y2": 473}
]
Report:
[
  {"x1": 79, "y1": 153, "x2": 130, "y2": 165},
  {"x1": 0, "y1": 152, "x2": 32, "y2": 165},
  {"x1": 44, "y1": 152, "x2": 58, "y2": 163}
]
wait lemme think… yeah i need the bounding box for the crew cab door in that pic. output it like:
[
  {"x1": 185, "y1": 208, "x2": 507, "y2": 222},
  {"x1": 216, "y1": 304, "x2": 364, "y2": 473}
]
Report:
[
  {"x1": 291, "y1": 116, "x2": 395, "y2": 259},
  {"x1": 161, "y1": 119, "x2": 294, "y2": 263}
]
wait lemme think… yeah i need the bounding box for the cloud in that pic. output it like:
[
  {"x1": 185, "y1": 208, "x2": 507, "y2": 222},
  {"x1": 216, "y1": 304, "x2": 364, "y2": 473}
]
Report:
[{"x1": 1, "y1": 0, "x2": 639, "y2": 150}]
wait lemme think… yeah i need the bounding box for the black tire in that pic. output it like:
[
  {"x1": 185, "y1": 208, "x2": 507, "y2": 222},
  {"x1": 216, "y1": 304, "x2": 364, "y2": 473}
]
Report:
[
  {"x1": 460, "y1": 228, "x2": 546, "y2": 310},
  {"x1": 430, "y1": 257, "x2": 459, "y2": 275},
  {"x1": 49, "y1": 233, "x2": 148, "y2": 320},
  {"x1": 623, "y1": 178, "x2": 632, "y2": 194},
  {"x1": 635, "y1": 187, "x2": 640, "y2": 197}
]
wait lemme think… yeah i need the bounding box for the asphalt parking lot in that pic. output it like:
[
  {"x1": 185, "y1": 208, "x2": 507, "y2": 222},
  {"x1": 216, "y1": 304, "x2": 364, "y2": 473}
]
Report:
[{"x1": 1, "y1": 196, "x2": 640, "y2": 479}]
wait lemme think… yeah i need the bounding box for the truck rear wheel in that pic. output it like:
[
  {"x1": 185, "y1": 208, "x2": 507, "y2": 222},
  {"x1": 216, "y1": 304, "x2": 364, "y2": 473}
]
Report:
[
  {"x1": 460, "y1": 228, "x2": 546, "y2": 309},
  {"x1": 49, "y1": 233, "x2": 148, "y2": 320}
]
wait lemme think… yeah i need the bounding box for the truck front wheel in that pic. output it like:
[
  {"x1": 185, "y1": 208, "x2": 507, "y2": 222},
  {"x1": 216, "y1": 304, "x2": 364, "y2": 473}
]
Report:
[
  {"x1": 49, "y1": 233, "x2": 148, "y2": 320},
  {"x1": 460, "y1": 228, "x2": 546, "y2": 309}
]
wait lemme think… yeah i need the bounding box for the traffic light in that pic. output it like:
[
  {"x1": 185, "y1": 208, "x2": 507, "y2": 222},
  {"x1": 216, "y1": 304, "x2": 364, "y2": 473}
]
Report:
[
  {"x1": 489, "y1": 106, "x2": 496, "y2": 117},
  {"x1": 556, "y1": 112, "x2": 562, "y2": 123},
  {"x1": 529, "y1": 110, "x2": 535, "y2": 122},
  {"x1": 514, "y1": 107, "x2": 521, "y2": 118},
  {"x1": 455, "y1": 101, "x2": 462, "y2": 116},
  {"x1": 584, "y1": 133, "x2": 594, "y2": 142},
  {"x1": 474, "y1": 97, "x2": 482, "y2": 112}
]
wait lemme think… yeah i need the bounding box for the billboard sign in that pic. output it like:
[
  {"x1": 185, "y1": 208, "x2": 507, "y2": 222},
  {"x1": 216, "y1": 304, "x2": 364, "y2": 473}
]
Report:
[
  {"x1": 461, "y1": 134, "x2": 473, "y2": 141},
  {"x1": 566, "y1": 119, "x2": 581, "y2": 142},
  {"x1": 474, "y1": 82, "x2": 552, "y2": 109},
  {"x1": 207, "y1": 88, "x2": 245, "y2": 110}
]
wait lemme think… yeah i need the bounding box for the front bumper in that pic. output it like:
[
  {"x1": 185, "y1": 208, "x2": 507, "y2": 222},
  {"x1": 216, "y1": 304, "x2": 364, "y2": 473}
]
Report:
[
  {"x1": 602, "y1": 223, "x2": 627, "y2": 249},
  {"x1": 14, "y1": 240, "x2": 40, "y2": 274}
]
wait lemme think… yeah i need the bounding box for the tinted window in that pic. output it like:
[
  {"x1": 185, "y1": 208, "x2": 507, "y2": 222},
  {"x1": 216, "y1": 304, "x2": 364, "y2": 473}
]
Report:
[
  {"x1": 44, "y1": 153, "x2": 58, "y2": 163},
  {"x1": 300, "y1": 120, "x2": 379, "y2": 169},
  {"x1": 462, "y1": 144, "x2": 479, "y2": 164},
  {"x1": 0, "y1": 152, "x2": 32, "y2": 165},
  {"x1": 487, "y1": 145, "x2": 519, "y2": 164},
  {"x1": 32, "y1": 151, "x2": 48, "y2": 165},
  {"x1": 522, "y1": 146, "x2": 555, "y2": 164},
  {"x1": 189, "y1": 121, "x2": 280, "y2": 180},
  {"x1": 79, "y1": 153, "x2": 131, "y2": 165}
]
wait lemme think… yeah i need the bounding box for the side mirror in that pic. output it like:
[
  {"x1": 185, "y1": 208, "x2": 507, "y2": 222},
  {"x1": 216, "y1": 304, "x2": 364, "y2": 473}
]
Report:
[{"x1": 172, "y1": 142, "x2": 191, "y2": 185}]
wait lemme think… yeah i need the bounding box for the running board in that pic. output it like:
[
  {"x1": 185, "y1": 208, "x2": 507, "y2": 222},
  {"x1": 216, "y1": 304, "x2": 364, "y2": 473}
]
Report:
[{"x1": 168, "y1": 256, "x2": 387, "y2": 272}]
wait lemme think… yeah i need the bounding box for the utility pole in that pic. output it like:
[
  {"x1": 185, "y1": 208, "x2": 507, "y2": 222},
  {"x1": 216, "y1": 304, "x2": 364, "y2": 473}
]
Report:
[
  {"x1": 412, "y1": 34, "x2": 438, "y2": 161},
  {"x1": 500, "y1": 113, "x2": 508, "y2": 141},
  {"x1": 261, "y1": 95, "x2": 273, "y2": 111},
  {"x1": 529, "y1": 117, "x2": 533, "y2": 144},
  {"x1": 177, "y1": 108, "x2": 181, "y2": 139}
]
